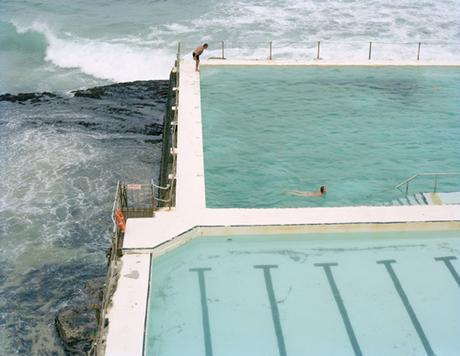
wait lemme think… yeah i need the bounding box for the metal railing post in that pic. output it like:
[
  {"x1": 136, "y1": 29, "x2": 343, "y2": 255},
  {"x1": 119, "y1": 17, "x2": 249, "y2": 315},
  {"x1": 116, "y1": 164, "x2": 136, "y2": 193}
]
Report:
[
  {"x1": 168, "y1": 180, "x2": 173, "y2": 210},
  {"x1": 269, "y1": 41, "x2": 272, "y2": 60},
  {"x1": 177, "y1": 42, "x2": 181, "y2": 62},
  {"x1": 417, "y1": 42, "x2": 421, "y2": 61},
  {"x1": 434, "y1": 175, "x2": 438, "y2": 192},
  {"x1": 368, "y1": 41, "x2": 372, "y2": 60},
  {"x1": 316, "y1": 41, "x2": 321, "y2": 60},
  {"x1": 221, "y1": 41, "x2": 225, "y2": 59},
  {"x1": 154, "y1": 184, "x2": 156, "y2": 216}
]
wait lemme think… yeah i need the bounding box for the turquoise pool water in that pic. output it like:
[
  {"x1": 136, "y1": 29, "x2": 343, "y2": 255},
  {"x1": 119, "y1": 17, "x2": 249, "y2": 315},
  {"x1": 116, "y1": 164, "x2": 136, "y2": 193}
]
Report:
[
  {"x1": 200, "y1": 66, "x2": 460, "y2": 208},
  {"x1": 144, "y1": 228, "x2": 460, "y2": 356}
]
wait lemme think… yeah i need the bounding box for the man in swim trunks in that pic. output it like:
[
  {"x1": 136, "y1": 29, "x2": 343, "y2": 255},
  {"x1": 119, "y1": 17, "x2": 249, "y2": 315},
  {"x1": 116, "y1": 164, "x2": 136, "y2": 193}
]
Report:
[{"x1": 192, "y1": 43, "x2": 208, "y2": 71}]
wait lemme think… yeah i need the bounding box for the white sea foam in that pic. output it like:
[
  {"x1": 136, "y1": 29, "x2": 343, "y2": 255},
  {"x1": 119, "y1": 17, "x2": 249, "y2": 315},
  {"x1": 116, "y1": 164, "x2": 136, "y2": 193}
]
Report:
[
  {"x1": 9, "y1": 0, "x2": 460, "y2": 88},
  {"x1": 0, "y1": 121, "x2": 156, "y2": 263},
  {"x1": 162, "y1": 23, "x2": 194, "y2": 33},
  {"x1": 14, "y1": 21, "x2": 173, "y2": 82}
]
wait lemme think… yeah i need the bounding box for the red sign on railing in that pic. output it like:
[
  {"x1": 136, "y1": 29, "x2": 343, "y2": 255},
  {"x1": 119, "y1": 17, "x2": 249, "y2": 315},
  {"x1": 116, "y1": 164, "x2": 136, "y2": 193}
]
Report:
[{"x1": 127, "y1": 184, "x2": 142, "y2": 190}]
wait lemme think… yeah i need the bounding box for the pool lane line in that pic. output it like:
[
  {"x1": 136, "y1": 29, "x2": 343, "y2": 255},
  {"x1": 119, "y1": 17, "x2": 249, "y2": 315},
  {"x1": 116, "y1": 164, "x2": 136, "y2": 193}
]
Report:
[
  {"x1": 189, "y1": 268, "x2": 213, "y2": 356},
  {"x1": 254, "y1": 265, "x2": 287, "y2": 356},
  {"x1": 314, "y1": 263, "x2": 363, "y2": 356},
  {"x1": 434, "y1": 256, "x2": 460, "y2": 287},
  {"x1": 377, "y1": 260, "x2": 434, "y2": 356}
]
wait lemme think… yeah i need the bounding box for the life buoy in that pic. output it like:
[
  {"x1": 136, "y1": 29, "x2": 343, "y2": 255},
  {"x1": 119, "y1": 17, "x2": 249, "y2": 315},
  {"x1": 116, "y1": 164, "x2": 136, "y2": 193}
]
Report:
[{"x1": 115, "y1": 208, "x2": 126, "y2": 232}]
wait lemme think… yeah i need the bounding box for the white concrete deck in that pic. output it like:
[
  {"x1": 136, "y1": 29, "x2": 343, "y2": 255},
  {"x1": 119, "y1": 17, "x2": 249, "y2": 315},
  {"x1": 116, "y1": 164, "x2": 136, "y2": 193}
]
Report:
[
  {"x1": 175, "y1": 59, "x2": 206, "y2": 211},
  {"x1": 104, "y1": 59, "x2": 460, "y2": 355},
  {"x1": 123, "y1": 205, "x2": 460, "y2": 250},
  {"x1": 105, "y1": 254, "x2": 151, "y2": 356}
]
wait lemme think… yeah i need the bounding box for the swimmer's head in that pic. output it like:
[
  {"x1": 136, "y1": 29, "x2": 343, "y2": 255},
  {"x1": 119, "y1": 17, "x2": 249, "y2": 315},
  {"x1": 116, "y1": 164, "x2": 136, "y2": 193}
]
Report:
[{"x1": 320, "y1": 186, "x2": 327, "y2": 194}]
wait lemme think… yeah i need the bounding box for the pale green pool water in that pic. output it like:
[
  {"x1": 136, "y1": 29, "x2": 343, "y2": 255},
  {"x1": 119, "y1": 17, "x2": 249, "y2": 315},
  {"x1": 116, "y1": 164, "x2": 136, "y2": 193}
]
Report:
[
  {"x1": 144, "y1": 229, "x2": 460, "y2": 356},
  {"x1": 200, "y1": 66, "x2": 460, "y2": 208}
]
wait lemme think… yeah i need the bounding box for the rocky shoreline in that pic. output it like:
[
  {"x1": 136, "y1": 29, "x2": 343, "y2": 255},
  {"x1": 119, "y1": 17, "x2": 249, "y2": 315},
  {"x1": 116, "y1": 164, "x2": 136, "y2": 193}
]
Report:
[
  {"x1": 0, "y1": 79, "x2": 168, "y2": 355},
  {"x1": 55, "y1": 278, "x2": 104, "y2": 355}
]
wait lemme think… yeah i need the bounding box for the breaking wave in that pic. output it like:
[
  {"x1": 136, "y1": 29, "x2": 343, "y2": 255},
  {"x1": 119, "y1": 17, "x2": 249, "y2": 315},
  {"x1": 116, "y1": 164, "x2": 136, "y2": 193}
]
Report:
[{"x1": 13, "y1": 21, "x2": 174, "y2": 82}]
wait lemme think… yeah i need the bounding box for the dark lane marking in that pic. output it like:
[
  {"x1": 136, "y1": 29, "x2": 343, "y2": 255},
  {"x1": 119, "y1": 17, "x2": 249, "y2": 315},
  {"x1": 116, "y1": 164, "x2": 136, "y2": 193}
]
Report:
[
  {"x1": 377, "y1": 260, "x2": 434, "y2": 356},
  {"x1": 434, "y1": 256, "x2": 460, "y2": 287},
  {"x1": 190, "y1": 268, "x2": 213, "y2": 356},
  {"x1": 314, "y1": 262, "x2": 363, "y2": 356},
  {"x1": 254, "y1": 265, "x2": 287, "y2": 356}
]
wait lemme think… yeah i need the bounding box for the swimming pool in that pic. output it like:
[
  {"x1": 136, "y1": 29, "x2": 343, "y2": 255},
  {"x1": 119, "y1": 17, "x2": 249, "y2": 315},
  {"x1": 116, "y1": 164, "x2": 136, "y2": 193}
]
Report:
[
  {"x1": 144, "y1": 227, "x2": 460, "y2": 356},
  {"x1": 200, "y1": 66, "x2": 460, "y2": 208}
]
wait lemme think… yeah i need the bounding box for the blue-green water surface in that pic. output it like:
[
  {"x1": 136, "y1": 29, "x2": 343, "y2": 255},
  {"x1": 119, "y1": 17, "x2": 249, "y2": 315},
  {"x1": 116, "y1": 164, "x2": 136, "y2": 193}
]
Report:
[
  {"x1": 145, "y1": 229, "x2": 460, "y2": 356},
  {"x1": 201, "y1": 66, "x2": 460, "y2": 208}
]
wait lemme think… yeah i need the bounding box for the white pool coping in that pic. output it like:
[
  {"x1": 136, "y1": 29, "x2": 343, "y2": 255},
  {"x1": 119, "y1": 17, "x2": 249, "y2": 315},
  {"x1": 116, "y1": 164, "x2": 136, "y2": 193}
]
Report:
[
  {"x1": 204, "y1": 58, "x2": 460, "y2": 66},
  {"x1": 122, "y1": 205, "x2": 460, "y2": 250},
  {"x1": 104, "y1": 254, "x2": 151, "y2": 356},
  {"x1": 104, "y1": 59, "x2": 460, "y2": 355}
]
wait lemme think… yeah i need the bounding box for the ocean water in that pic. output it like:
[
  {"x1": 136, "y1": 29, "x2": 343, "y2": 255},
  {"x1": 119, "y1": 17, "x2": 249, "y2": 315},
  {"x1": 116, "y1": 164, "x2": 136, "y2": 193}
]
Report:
[
  {"x1": 0, "y1": 0, "x2": 459, "y2": 354},
  {"x1": 201, "y1": 66, "x2": 460, "y2": 208},
  {"x1": 1, "y1": 0, "x2": 460, "y2": 94},
  {"x1": 0, "y1": 82, "x2": 167, "y2": 354}
]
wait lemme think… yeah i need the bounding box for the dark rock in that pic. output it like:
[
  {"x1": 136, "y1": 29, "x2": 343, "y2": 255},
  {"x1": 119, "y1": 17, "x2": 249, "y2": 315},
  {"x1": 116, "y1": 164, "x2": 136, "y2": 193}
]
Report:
[
  {"x1": 55, "y1": 277, "x2": 105, "y2": 355},
  {"x1": 77, "y1": 121, "x2": 99, "y2": 128},
  {"x1": 85, "y1": 277, "x2": 105, "y2": 304},
  {"x1": 73, "y1": 87, "x2": 105, "y2": 99},
  {"x1": 72, "y1": 80, "x2": 168, "y2": 101},
  {"x1": 144, "y1": 122, "x2": 163, "y2": 136},
  {"x1": 55, "y1": 305, "x2": 96, "y2": 354},
  {"x1": 144, "y1": 138, "x2": 162, "y2": 144},
  {"x1": 0, "y1": 91, "x2": 57, "y2": 103}
]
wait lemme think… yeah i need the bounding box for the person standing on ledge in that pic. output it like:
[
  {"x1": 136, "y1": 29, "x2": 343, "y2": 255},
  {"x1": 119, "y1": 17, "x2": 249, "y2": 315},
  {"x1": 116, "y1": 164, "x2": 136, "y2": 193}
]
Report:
[
  {"x1": 288, "y1": 186, "x2": 327, "y2": 197},
  {"x1": 192, "y1": 43, "x2": 208, "y2": 72}
]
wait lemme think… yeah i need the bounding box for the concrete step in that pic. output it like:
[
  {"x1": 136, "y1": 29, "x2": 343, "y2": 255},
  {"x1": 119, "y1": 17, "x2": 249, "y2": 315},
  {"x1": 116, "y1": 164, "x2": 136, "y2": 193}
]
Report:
[{"x1": 390, "y1": 191, "x2": 460, "y2": 206}]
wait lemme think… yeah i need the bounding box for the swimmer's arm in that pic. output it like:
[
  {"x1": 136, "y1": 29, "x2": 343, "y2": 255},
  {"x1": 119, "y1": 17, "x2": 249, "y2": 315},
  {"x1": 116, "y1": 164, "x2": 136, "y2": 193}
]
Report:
[{"x1": 287, "y1": 190, "x2": 314, "y2": 197}]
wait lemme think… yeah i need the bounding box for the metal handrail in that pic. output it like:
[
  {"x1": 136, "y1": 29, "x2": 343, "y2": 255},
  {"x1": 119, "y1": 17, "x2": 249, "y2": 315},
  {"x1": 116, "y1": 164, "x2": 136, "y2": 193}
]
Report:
[
  {"x1": 94, "y1": 57, "x2": 182, "y2": 351},
  {"x1": 395, "y1": 172, "x2": 460, "y2": 195},
  {"x1": 92, "y1": 181, "x2": 125, "y2": 355},
  {"x1": 157, "y1": 47, "x2": 179, "y2": 210},
  {"x1": 152, "y1": 179, "x2": 173, "y2": 203},
  {"x1": 164, "y1": 43, "x2": 180, "y2": 209},
  {"x1": 152, "y1": 181, "x2": 170, "y2": 190},
  {"x1": 176, "y1": 40, "x2": 460, "y2": 61}
]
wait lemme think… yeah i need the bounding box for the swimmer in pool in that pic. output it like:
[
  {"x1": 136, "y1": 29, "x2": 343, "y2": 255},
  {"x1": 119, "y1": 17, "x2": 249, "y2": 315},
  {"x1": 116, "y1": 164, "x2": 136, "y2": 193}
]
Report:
[{"x1": 288, "y1": 186, "x2": 327, "y2": 197}]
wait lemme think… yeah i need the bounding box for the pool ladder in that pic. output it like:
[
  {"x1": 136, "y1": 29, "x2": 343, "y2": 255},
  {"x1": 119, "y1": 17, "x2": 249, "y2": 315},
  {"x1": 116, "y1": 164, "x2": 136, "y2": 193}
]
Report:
[{"x1": 394, "y1": 172, "x2": 460, "y2": 195}]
